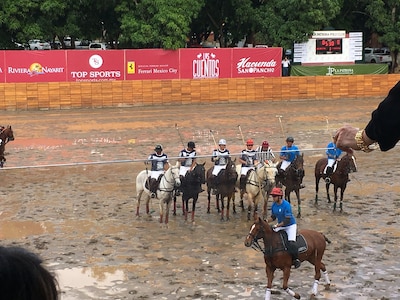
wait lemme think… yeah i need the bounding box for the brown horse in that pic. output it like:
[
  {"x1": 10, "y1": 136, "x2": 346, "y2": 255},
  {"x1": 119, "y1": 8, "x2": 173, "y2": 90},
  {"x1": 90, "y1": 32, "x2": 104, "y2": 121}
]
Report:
[
  {"x1": 0, "y1": 125, "x2": 15, "y2": 167},
  {"x1": 206, "y1": 158, "x2": 238, "y2": 220},
  {"x1": 244, "y1": 217, "x2": 331, "y2": 299},
  {"x1": 315, "y1": 153, "x2": 357, "y2": 211},
  {"x1": 173, "y1": 162, "x2": 206, "y2": 224},
  {"x1": 276, "y1": 154, "x2": 304, "y2": 217}
]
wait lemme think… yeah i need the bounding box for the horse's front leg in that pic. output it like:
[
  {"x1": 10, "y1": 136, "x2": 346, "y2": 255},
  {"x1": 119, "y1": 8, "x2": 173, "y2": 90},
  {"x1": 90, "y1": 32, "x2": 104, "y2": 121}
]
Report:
[
  {"x1": 172, "y1": 193, "x2": 177, "y2": 216},
  {"x1": 282, "y1": 267, "x2": 300, "y2": 299},
  {"x1": 207, "y1": 188, "x2": 211, "y2": 213},
  {"x1": 220, "y1": 195, "x2": 225, "y2": 221},
  {"x1": 333, "y1": 186, "x2": 339, "y2": 211},
  {"x1": 264, "y1": 264, "x2": 275, "y2": 300},
  {"x1": 136, "y1": 191, "x2": 143, "y2": 217},
  {"x1": 340, "y1": 186, "x2": 346, "y2": 212},
  {"x1": 315, "y1": 176, "x2": 320, "y2": 203},
  {"x1": 191, "y1": 196, "x2": 197, "y2": 224},
  {"x1": 325, "y1": 182, "x2": 331, "y2": 203},
  {"x1": 294, "y1": 189, "x2": 301, "y2": 218}
]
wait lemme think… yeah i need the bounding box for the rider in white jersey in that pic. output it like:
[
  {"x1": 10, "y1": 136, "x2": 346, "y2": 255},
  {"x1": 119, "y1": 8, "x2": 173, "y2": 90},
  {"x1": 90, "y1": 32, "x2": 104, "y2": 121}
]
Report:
[
  {"x1": 238, "y1": 139, "x2": 257, "y2": 191},
  {"x1": 146, "y1": 144, "x2": 168, "y2": 198},
  {"x1": 210, "y1": 139, "x2": 230, "y2": 194}
]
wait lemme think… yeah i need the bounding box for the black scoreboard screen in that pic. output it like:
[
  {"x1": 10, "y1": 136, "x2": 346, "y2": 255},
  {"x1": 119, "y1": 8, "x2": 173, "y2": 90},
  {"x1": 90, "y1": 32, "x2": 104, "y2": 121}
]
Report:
[{"x1": 316, "y1": 39, "x2": 342, "y2": 54}]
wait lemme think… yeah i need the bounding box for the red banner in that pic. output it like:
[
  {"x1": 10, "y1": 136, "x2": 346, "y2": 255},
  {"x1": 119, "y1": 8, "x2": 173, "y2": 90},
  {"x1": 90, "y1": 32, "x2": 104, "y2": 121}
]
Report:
[
  {"x1": 179, "y1": 48, "x2": 232, "y2": 79},
  {"x1": 125, "y1": 49, "x2": 179, "y2": 80},
  {"x1": 4, "y1": 50, "x2": 66, "y2": 83},
  {"x1": 66, "y1": 50, "x2": 125, "y2": 82},
  {"x1": 0, "y1": 52, "x2": 5, "y2": 83},
  {"x1": 231, "y1": 48, "x2": 282, "y2": 77},
  {"x1": 0, "y1": 48, "x2": 283, "y2": 83}
]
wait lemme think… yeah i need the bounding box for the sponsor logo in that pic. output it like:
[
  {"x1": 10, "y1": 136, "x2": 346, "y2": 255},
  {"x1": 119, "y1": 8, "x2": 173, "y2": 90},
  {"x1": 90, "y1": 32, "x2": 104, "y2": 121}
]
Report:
[
  {"x1": 70, "y1": 54, "x2": 121, "y2": 81},
  {"x1": 236, "y1": 57, "x2": 277, "y2": 74},
  {"x1": 326, "y1": 66, "x2": 354, "y2": 76},
  {"x1": 192, "y1": 52, "x2": 219, "y2": 79},
  {"x1": 89, "y1": 55, "x2": 103, "y2": 69},
  {"x1": 7, "y1": 63, "x2": 64, "y2": 77}
]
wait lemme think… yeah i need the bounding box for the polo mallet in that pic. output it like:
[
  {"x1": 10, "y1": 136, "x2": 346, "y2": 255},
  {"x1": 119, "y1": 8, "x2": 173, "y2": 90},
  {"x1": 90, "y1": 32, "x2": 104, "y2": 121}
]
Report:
[
  {"x1": 237, "y1": 124, "x2": 246, "y2": 146},
  {"x1": 210, "y1": 129, "x2": 218, "y2": 149},
  {"x1": 276, "y1": 115, "x2": 285, "y2": 137},
  {"x1": 175, "y1": 123, "x2": 186, "y2": 148},
  {"x1": 325, "y1": 116, "x2": 334, "y2": 140}
]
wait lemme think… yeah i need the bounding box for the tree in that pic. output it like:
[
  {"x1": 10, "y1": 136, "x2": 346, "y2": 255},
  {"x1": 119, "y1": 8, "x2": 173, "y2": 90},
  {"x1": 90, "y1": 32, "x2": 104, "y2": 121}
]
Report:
[
  {"x1": 365, "y1": 0, "x2": 400, "y2": 72},
  {"x1": 117, "y1": 0, "x2": 205, "y2": 49}
]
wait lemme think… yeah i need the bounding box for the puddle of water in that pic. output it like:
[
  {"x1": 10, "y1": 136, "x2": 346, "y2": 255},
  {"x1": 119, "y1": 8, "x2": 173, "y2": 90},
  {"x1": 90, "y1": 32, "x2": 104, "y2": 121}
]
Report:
[{"x1": 54, "y1": 266, "x2": 127, "y2": 299}]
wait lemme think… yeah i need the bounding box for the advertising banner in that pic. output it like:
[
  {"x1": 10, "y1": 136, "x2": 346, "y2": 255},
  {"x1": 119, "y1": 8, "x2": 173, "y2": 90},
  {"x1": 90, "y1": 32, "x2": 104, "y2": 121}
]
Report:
[
  {"x1": 125, "y1": 49, "x2": 179, "y2": 80},
  {"x1": 66, "y1": 50, "x2": 124, "y2": 82},
  {"x1": 0, "y1": 52, "x2": 5, "y2": 83},
  {"x1": 231, "y1": 48, "x2": 282, "y2": 78},
  {"x1": 4, "y1": 50, "x2": 66, "y2": 83},
  {"x1": 179, "y1": 48, "x2": 232, "y2": 79},
  {"x1": 291, "y1": 64, "x2": 388, "y2": 76}
]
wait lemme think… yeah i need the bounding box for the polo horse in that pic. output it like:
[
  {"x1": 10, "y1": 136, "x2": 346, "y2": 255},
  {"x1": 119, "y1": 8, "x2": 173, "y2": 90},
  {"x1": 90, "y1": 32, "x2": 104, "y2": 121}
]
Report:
[
  {"x1": 206, "y1": 158, "x2": 238, "y2": 220},
  {"x1": 315, "y1": 153, "x2": 357, "y2": 211},
  {"x1": 173, "y1": 162, "x2": 206, "y2": 224},
  {"x1": 276, "y1": 154, "x2": 304, "y2": 217},
  {"x1": 136, "y1": 162, "x2": 181, "y2": 226},
  {"x1": 0, "y1": 125, "x2": 15, "y2": 167},
  {"x1": 244, "y1": 216, "x2": 331, "y2": 299},
  {"x1": 244, "y1": 162, "x2": 278, "y2": 221}
]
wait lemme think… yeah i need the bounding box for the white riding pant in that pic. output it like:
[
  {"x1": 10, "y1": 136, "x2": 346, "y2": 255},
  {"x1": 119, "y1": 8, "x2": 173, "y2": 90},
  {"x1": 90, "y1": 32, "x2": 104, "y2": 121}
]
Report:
[
  {"x1": 324, "y1": 158, "x2": 336, "y2": 173},
  {"x1": 273, "y1": 223, "x2": 297, "y2": 241},
  {"x1": 150, "y1": 170, "x2": 164, "y2": 179},
  {"x1": 280, "y1": 160, "x2": 291, "y2": 171},
  {"x1": 241, "y1": 166, "x2": 254, "y2": 176},
  {"x1": 179, "y1": 166, "x2": 190, "y2": 176},
  {"x1": 212, "y1": 165, "x2": 226, "y2": 176}
]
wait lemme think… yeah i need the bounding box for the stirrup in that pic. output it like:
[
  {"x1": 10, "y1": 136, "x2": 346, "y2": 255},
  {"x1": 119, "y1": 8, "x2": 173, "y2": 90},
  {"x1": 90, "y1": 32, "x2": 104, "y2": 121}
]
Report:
[
  {"x1": 150, "y1": 192, "x2": 156, "y2": 198},
  {"x1": 211, "y1": 189, "x2": 217, "y2": 195},
  {"x1": 293, "y1": 259, "x2": 301, "y2": 269},
  {"x1": 299, "y1": 184, "x2": 305, "y2": 189},
  {"x1": 175, "y1": 190, "x2": 181, "y2": 196},
  {"x1": 325, "y1": 177, "x2": 331, "y2": 184}
]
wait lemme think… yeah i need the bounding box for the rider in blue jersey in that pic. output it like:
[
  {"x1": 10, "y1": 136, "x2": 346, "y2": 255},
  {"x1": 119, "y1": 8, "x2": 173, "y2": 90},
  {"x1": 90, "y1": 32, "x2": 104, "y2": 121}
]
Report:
[
  {"x1": 325, "y1": 139, "x2": 342, "y2": 183},
  {"x1": 266, "y1": 187, "x2": 301, "y2": 268}
]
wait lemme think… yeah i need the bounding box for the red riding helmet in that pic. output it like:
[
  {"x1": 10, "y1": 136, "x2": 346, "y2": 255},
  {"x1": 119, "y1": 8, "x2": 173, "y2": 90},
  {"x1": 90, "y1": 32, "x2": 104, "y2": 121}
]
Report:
[
  {"x1": 270, "y1": 187, "x2": 283, "y2": 196},
  {"x1": 262, "y1": 140, "x2": 269, "y2": 147},
  {"x1": 246, "y1": 139, "x2": 254, "y2": 146}
]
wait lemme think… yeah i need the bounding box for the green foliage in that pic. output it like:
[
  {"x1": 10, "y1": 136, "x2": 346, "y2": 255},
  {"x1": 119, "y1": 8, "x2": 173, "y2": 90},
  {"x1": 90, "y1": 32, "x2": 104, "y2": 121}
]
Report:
[{"x1": 0, "y1": 0, "x2": 399, "y2": 54}]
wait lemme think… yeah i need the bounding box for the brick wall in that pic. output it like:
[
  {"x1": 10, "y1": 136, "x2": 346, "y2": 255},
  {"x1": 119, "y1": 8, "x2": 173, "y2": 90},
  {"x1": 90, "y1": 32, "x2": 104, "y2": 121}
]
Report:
[{"x1": 0, "y1": 74, "x2": 399, "y2": 110}]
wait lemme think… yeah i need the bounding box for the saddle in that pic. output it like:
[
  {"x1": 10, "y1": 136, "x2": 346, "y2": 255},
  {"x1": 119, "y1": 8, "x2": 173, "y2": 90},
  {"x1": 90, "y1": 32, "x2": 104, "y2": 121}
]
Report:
[{"x1": 278, "y1": 231, "x2": 308, "y2": 254}]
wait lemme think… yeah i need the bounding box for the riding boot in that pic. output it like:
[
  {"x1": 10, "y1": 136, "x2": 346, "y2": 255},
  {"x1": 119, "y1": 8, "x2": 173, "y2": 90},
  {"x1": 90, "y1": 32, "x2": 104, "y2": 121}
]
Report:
[
  {"x1": 176, "y1": 175, "x2": 184, "y2": 196},
  {"x1": 325, "y1": 166, "x2": 333, "y2": 183},
  {"x1": 149, "y1": 178, "x2": 157, "y2": 198},
  {"x1": 287, "y1": 241, "x2": 301, "y2": 268}
]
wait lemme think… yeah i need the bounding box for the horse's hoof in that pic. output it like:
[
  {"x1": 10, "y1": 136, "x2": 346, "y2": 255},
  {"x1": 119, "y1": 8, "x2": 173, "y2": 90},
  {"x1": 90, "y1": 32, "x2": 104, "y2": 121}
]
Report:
[{"x1": 324, "y1": 284, "x2": 331, "y2": 290}]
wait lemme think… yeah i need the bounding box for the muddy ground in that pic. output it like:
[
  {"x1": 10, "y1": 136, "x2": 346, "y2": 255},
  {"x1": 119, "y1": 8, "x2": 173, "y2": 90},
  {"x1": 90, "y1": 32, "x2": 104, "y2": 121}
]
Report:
[{"x1": 1, "y1": 97, "x2": 400, "y2": 300}]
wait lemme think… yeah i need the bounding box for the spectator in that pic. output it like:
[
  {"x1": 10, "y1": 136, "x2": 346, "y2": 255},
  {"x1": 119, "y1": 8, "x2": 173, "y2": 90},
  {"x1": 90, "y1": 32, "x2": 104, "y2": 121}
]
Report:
[{"x1": 0, "y1": 246, "x2": 59, "y2": 300}]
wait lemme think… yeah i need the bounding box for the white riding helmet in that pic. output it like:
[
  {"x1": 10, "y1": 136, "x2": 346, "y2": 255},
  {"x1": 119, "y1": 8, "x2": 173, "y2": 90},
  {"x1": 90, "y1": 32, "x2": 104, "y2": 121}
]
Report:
[{"x1": 218, "y1": 139, "x2": 226, "y2": 145}]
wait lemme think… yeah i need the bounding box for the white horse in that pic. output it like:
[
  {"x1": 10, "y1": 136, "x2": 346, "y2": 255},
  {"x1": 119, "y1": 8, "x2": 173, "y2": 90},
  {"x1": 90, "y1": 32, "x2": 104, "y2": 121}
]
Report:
[
  {"x1": 244, "y1": 162, "x2": 277, "y2": 221},
  {"x1": 136, "y1": 162, "x2": 181, "y2": 225}
]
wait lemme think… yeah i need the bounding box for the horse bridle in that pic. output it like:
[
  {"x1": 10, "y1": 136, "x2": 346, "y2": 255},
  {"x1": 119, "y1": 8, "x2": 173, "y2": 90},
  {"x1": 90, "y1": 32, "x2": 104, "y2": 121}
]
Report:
[{"x1": 158, "y1": 167, "x2": 180, "y2": 192}]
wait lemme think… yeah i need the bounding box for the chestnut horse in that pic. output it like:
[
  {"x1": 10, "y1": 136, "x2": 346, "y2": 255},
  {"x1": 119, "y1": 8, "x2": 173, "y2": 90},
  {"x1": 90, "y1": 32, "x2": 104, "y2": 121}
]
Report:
[
  {"x1": 276, "y1": 154, "x2": 304, "y2": 217},
  {"x1": 206, "y1": 158, "x2": 238, "y2": 220},
  {"x1": 315, "y1": 153, "x2": 357, "y2": 211},
  {"x1": 0, "y1": 125, "x2": 15, "y2": 167},
  {"x1": 244, "y1": 217, "x2": 331, "y2": 299},
  {"x1": 173, "y1": 162, "x2": 206, "y2": 224}
]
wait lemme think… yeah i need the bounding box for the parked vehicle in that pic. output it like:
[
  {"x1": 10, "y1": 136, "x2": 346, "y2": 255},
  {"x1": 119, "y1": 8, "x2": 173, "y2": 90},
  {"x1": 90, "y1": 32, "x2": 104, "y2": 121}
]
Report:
[
  {"x1": 28, "y1": 39, "x2": 51, "y2": 50},
  {"x1": 75, "y1": 40, "x2": 91, "y2": 50},
  {"x1": 88, "y1": 42, "x2": 108, "y2": 50},
  {"x1": 364, "y1": 47, "x2": 392, "y2": 65}
]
